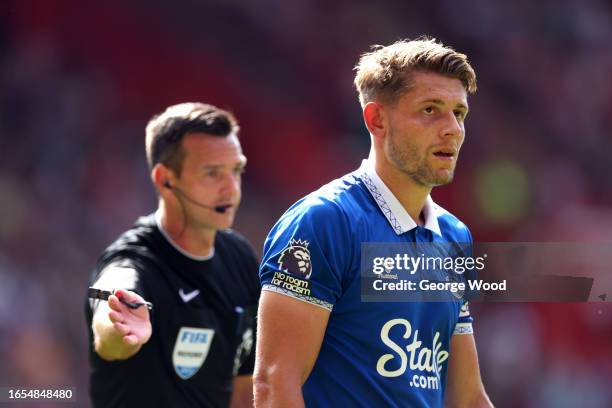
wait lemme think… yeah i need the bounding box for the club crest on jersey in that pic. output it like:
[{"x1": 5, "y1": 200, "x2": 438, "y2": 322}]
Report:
[
  {"x1": 172, "y1": 327, "x2": 215, "y2": 380},
  {"x1": 278, "y1": 239, "x2": 312, "y2": 279}
]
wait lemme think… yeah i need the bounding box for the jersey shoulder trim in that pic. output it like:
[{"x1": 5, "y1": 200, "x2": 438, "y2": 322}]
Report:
[
  {"x1": 262, "y1": 284, "x2": 333, "y2": 311},
  {"x1": 453, "y1": 322, "x2": 474, "y2": 335}
]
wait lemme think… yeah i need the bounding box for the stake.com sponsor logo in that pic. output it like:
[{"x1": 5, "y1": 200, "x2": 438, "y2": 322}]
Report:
[{"x1": 376, "y1": 318, "x2": 448, "y2": 390}]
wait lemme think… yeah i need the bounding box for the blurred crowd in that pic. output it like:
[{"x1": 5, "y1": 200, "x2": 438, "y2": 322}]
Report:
[{"x1": 0, "y1": 0, "x2": 611, "y2": 407}]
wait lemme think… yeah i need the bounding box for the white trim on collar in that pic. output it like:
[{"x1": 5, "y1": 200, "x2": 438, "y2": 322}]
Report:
[
  {"x1": 358, "y1": 159, "x2": 442, "y2": 236},
  {"x1": 155, "y1": 210, "x2": 215, "y2": 261}
]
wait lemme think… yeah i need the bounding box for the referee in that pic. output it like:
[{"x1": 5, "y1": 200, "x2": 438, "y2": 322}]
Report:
[{"x1": 86, "y1": 103, "x2": 259, "y2": 408}]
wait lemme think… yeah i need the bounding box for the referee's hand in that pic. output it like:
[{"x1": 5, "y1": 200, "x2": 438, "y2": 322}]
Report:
[{"x1": 107, "y1": 289, "x2": 152, "y2": 346}]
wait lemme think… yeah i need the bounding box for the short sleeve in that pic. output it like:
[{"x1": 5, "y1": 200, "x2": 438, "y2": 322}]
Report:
[
  {"x1": 88, "y1": 258, "x2": 147, "y2": 314},
  {"x1": 259, "y1": 197, "x2": 351, "y2": 311},
  {"x1": 453, "y1": 301, "x2": 474, "y2": 335},
  {"x1": 454, "y1": 226, "x2": 474, "y2": 335}
]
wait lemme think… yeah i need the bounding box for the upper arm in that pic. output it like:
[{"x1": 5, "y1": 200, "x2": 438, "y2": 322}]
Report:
[
  {"x1": 446, "y1": 226, "x2": 493, "y2": 407},
  {"x1": 445, "y1": 333, "x2": 493, "y2": 408},
  {"x1": 255, "y1": 290, "x2": 330, "y2": 385},
  {"x1": 254, "y1": 198, "x2": 350, "y2": 405}
]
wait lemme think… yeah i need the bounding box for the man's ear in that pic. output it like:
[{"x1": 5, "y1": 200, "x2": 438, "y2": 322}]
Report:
[
  {"x1": 363, "y1": 101, "x2": 387, "y2": 141},
  {"x1": 151, "y1": 164, "x2": 175, "y2": 193}
]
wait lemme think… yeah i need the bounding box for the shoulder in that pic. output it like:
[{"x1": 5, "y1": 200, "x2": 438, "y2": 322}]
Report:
[
  {"x1": 216, "y1": 229, "x2": 258, "y2": 260},
  {"x1": 95, "y1": 214, "x2": 161, "y2": 273},
  {"x1": 262, "y1": 174, "x2": 364, "y2": 274},
  {"x1": 103, "y1": 214, "x2": 158, "y2": 253},
  {"x1": 432, "y1": 202, "x2": 472, "y2": 242},
  {"x1": 273, "y1": 172, "x2": 365, "y2": 233}
]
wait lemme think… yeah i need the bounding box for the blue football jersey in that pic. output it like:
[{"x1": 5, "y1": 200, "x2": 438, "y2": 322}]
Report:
[{"x1": 260, "y1": 160, "x2": 474, "y2": 407}]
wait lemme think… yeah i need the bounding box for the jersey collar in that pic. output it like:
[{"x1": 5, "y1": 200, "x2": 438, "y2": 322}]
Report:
[
  {"x1": 155, "y1": 210, "x2": 215, "y2": 261},
  {"x1": 357, "y1": 159, "x2": 442, "y2": 236}
]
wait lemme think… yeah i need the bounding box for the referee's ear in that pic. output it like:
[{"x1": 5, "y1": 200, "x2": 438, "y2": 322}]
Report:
[
  {"x1": 151, "y1": 164, "x2": 174, "y2": 196},
  {"x1": 363, "y1": 101, "x2": 387, "y2": 142}
]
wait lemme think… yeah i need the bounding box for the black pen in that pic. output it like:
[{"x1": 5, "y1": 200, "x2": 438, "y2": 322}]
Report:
[{"x1": 88, "y1": 287, "x2": 153, "y2": 310}]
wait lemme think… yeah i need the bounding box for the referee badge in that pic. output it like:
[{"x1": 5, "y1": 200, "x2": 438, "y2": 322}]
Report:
[
  {"x1": 278, "y1": 239, "x2": 312, "y2": 279},
  {"x1": 172, "y1": 327, "x2": 215, "y2": 380}
]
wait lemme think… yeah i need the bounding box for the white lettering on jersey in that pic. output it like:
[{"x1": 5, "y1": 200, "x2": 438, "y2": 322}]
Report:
[{"x1": 376, "y1": 319, "x2": 449, "y2": 390}]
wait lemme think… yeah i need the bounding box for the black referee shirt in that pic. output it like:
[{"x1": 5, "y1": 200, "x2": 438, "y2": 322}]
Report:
[{"x1": 85, "y1": 214, "x2": 260, "y2": 408}]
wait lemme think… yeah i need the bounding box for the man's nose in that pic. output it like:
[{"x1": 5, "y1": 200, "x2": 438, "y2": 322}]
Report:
[
  {"x1": 440, "y1": 111, "x2": 463, "y2": 139},
  {"x1": 221, "y1": 172, "x2": 241, "y2": 196}
]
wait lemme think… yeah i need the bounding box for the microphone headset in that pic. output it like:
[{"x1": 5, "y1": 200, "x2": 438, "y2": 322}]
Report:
[{"x1": 163, "y1": 181, "x2": 230, "y2": 214}]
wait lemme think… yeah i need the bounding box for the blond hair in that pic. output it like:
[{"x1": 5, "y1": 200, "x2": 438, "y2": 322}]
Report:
[{"x1": 354, "y1": 38, "x2": 477, "y2": 107}]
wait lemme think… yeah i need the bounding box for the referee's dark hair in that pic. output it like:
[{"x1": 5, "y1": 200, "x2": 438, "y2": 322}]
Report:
[{"x1": 145, "y1": 102, "x2": 240, "y2": 176}]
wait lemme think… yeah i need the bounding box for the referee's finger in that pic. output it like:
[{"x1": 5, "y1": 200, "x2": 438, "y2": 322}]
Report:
[
  {"x1": 115, "y1": 289, "x2": 143, "y2": 304},
  {"x1": 108, "y1": 310, "x2": 124, "y2": 324},
  {"x1": 113, "y1": 322, "x2": 130, "y2": 336},
  {"x1": 108, "y1": 295, "x2": 125, "y2": 312},
  {"x1": 123, "y1": 334, "x2": 139, "y2": 346}
]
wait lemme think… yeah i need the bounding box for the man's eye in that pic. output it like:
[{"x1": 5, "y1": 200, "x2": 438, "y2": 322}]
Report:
[
  {"x1": 454, "y1": 110, "x2": 466, "y2": 120},
  {"x1": 234, "y1": 167, "x2": 245, "y2": 175},
  {"x1": 206, "y1": 170, "x2": 220, "y2": 178},
  {"x1": 423, "y1": 107, "x2": 435, "y2": 114}
]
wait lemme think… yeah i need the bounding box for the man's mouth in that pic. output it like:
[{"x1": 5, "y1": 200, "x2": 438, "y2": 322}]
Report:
[
  {"x1": 213, "y1": 204, "x2": 234, "y2": 214},
  {"x1": 432, "y1": 148, "x2": 456, "y2": 159}
]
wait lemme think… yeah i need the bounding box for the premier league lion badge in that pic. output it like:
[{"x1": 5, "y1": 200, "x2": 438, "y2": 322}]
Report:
[{"x1": 278, "y1": 239, "x2": 312, "y2": 279}]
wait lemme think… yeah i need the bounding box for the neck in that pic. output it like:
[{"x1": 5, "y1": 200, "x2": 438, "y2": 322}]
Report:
[
  {"x1": 369, "y1": 150, "x2": 431, "y2": 225},
  {"x1": 157, "y1": 202, "x2": 216, "y2": 258}
]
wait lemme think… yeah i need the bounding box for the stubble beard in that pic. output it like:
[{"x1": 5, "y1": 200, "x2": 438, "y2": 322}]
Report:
[{"x1": 387, "y1": 128, "x2": 455, "y2": 187}]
